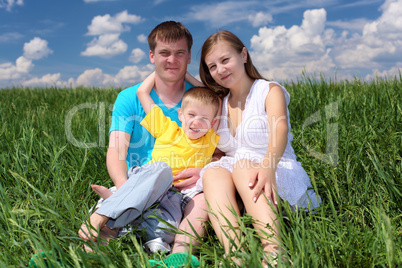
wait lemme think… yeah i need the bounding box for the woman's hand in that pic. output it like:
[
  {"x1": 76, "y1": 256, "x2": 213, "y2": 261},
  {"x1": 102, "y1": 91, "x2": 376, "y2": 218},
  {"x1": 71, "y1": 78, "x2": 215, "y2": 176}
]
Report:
[{"x1": 248, "y1": 165, "x2": 277, "y2": 205}]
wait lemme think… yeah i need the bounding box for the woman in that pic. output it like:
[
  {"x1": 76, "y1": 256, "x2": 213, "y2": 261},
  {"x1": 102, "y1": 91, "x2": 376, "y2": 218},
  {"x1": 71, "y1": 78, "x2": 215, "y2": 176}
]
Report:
[{"x1": 199, "y1": 30, "x2": 321, "y2": 266}]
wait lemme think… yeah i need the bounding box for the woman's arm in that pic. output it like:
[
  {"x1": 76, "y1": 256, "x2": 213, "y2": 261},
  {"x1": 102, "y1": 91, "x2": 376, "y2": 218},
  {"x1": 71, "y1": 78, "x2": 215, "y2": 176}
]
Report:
[
  {"x1": 249, "y1": 84, "x2": 288, "y2": 203},
  {"x1": 137, "y1": 72, "x2": 156, "y2": 114}
]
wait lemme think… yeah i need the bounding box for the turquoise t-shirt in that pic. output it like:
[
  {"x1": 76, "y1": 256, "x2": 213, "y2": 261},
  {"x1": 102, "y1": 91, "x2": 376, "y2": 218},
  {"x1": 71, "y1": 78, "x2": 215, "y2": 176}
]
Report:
[{"x1": 109, "y1": 81, "x2": 193, "y2": 168}]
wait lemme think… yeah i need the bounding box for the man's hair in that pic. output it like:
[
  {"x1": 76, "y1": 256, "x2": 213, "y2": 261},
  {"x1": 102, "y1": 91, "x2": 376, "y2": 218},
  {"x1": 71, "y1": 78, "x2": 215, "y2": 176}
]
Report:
[
  {"x1": 148, "y1": 21, "x2": 193, "y2": 52},
  {"x1": 182, "y1": 87, "x2": 220, "y2": 117}
]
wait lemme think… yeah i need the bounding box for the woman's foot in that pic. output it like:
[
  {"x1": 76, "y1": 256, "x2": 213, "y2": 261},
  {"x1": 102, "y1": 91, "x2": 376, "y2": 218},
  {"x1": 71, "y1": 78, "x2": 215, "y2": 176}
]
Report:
[{"x1": 91, "y1": 184, "x2": 113, "y2": 200}]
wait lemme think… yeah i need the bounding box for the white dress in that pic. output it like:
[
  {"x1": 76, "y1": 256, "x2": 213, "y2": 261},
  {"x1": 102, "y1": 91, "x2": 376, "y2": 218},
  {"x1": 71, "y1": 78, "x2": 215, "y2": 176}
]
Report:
[{"x1": 199, "y1": 79, "x2": 321, "y2": 209}]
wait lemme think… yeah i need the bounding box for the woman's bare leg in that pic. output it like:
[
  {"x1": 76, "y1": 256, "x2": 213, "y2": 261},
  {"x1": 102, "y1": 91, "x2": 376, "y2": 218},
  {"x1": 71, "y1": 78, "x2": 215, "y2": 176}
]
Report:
[{"x1": 232, "y1": 159, "x2": 280, "y2": 254}]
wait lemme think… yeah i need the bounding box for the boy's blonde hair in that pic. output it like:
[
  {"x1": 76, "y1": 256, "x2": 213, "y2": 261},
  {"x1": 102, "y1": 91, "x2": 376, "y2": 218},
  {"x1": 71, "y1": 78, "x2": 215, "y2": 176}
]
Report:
[{"x1": 181, "y1": 87, "x2": 220, "y2": 117}]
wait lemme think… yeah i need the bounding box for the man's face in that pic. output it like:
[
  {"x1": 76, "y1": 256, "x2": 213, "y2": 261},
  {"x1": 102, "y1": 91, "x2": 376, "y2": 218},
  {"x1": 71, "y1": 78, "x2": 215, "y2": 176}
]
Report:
[{"x1": 149, "y1": 37, "x2": 191, "y2": 83}]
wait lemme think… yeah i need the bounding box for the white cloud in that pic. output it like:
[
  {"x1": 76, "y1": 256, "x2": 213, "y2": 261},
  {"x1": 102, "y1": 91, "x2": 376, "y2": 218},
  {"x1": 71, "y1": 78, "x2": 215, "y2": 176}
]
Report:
[
  {"x1": 0, "y1": 56, "x2": 33, "y2": 81},
  {"x1": 0, "y1": 32, "x2": 24, "y2": 42},
  {"x1": 22, "y1": 73, "x2": 62, "y2": 87},
  {"x1": 332, "y1": 0, "x2": 402, "y2": 70},
  {"x1": 75, "y1": 64, "x2": 153, "y2": 87},
  {"x1": 0, "y1": 37, "x2": 53, "y2": 86},
  {"x1": 82, "y1": 10, "x2": 143, "y2": 58},
  {"x1": 250, "y1": 8, "x2": 329, "y2": 79},
  {"x1": 184, "y1": 1, "x2": 331, "y2": 28},
  {"x1": 137, "y1": 34, "x2": 147, "y2": 43},
  {"x1": 86, "y1": 10, "x2": 143, "y2": 36},
  {"x1": 248, "y1": 1, "x2": 402, "y2": 81},
  {"x1": 75, "y1": 68, "x2": 113, "y2": 87},
  {"x1": 301, "y1": 8, "x2": 326, "y2": 36},
  {"x1": 364, "y1": 65, "x2": 402, "y2": 81},
  {"x1": 186, "y1": 2, "x2": 258, "y2": 27},
  {"x1": 114, "y1": 64, "x2": 153, "y2": 85},
  {"x1": 129, "y1": 48, "x2": 146, "y2": 63},
  {"x1": 327, "y1": 18, "x2": 369, "y2": 31},
  {"x1": 248, "y1": 12, "x2": 273, "y2": 27},
  {"x1": 0, "y1": 0, "x2": 23, "y2": 11},
  {"x1": 81, "y1": 33, "x2": 127, "y2": 58},
  {"x1": 23, "y1": 37, "x2": 53, "y2": 60}
]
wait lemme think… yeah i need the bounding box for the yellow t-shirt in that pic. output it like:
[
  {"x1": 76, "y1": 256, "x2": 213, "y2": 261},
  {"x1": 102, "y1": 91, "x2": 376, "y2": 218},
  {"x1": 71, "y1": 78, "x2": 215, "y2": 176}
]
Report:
[{"x1": 140, "y1": 105, "x2": 219, "y2": 184}]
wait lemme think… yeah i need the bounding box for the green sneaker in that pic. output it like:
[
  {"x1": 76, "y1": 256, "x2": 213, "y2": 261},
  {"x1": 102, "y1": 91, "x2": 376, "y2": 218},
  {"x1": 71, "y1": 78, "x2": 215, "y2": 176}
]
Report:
[
  {"x1": 29, "y1": 251, "x2": 64, "y2": 268},
  {"x1": 149, "y1": 252, "x2": 200, "y2": 267}
]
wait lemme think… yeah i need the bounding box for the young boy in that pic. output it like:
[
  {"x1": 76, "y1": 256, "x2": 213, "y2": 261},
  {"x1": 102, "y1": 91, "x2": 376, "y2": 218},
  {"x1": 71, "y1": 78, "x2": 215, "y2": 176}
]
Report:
[
  {"x1": 138, "y1": 72, "x2": 220, "y2": 177},
  {"x1": 80, "y1": 72, "x2": 220, "y2": 261}
]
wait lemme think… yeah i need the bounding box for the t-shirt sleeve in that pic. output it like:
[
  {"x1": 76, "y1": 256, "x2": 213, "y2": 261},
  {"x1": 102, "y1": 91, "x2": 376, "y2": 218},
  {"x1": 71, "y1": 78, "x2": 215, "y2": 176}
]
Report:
[
  {"x1": 109, "y1": 88, "x2": 141, "y2": 134},
  {"x1": 140, "y1": 105, "x2": 172, "y2": 138}
]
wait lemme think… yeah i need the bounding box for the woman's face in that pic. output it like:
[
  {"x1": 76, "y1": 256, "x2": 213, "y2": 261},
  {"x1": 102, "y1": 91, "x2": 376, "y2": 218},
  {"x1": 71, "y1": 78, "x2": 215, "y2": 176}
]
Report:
[{"x1": 204, "y1": 41, "x2": 247, "y2": 89}]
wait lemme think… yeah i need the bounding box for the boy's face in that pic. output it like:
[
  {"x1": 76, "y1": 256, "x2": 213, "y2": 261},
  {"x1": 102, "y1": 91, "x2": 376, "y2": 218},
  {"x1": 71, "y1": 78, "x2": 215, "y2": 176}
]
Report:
[
  {"x1": 178, "y1": 101, "x2": 217, "y2": 140},
  {"x1": 149, "y1": 37, "x2": 191, "y2": 84}
]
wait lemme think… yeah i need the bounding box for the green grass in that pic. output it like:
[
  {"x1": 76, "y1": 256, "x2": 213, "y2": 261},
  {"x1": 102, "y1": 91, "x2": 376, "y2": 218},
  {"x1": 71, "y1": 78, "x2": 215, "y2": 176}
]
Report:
[{"x1": 0, "y1": 74, "x2": 401, "y2": 267}]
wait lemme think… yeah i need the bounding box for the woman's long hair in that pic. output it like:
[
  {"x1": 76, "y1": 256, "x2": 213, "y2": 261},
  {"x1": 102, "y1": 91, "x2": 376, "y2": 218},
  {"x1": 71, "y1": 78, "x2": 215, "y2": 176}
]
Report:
[{"x1": 199, "y1": 30, "x2": 265, "y2": 98}]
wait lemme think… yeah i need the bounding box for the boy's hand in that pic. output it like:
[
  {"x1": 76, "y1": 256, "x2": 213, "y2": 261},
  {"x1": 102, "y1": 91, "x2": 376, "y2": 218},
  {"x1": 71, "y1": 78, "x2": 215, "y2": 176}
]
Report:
[
  {"x1": 173, "y1": 167, "x2": 201, "y2": 189},
  {"x1": 184, "y1": 72, "x2": 204, "y2": 87}
]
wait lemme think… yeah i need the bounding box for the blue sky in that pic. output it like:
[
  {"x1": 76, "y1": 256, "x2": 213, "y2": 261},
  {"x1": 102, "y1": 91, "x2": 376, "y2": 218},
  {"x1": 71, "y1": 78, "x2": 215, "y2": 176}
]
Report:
[{"x1": 1, "y1": 0, "x2": 401, "y2": 88}]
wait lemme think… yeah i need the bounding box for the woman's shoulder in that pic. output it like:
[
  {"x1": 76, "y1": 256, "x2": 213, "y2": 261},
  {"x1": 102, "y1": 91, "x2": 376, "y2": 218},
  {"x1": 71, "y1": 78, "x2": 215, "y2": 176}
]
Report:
[
  {"x1": 251, "y1": 79, "x2": 278, "y2": 97},
  {"x1": 254, "y1": 79, "x2": 282, "y2": 88},
  {"x1": 253, "y1": 79, "x2": 290, "y2": 104}
]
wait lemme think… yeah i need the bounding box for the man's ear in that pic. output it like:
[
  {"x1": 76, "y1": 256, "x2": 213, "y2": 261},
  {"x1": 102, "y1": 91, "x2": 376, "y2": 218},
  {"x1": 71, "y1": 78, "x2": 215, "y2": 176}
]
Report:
[
  {"x1": 187, "y1": 51, "x2": 191, "y2": 64},
  {"x1": 178, "y1": 108, "x2": 183, "y2": 122},
  {"x1": 149, "y1": 50, "x2": 155, "y2": 64}
]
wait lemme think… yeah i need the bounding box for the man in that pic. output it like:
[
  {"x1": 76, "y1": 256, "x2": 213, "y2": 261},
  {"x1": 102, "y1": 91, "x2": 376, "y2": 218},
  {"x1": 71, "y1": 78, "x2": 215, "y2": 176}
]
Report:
[{"x1": 78, "y1": 21, "x2": 207, "y2": 264}]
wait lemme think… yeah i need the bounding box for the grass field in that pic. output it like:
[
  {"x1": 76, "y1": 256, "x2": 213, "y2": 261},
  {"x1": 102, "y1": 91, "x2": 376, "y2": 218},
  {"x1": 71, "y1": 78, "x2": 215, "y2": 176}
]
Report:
[{"x1": 0, "y1": 74, "x2": 401, "y2": 267}]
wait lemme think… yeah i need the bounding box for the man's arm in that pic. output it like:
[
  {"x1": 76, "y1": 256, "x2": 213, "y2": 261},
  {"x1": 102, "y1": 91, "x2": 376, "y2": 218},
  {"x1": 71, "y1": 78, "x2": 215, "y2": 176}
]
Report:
[
  {"x1": 106, "y1": 130, "x2": 131, "y2": 189},
  {"x1": 137, "y1": 72, "x2": 156, "y2": 114}
]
